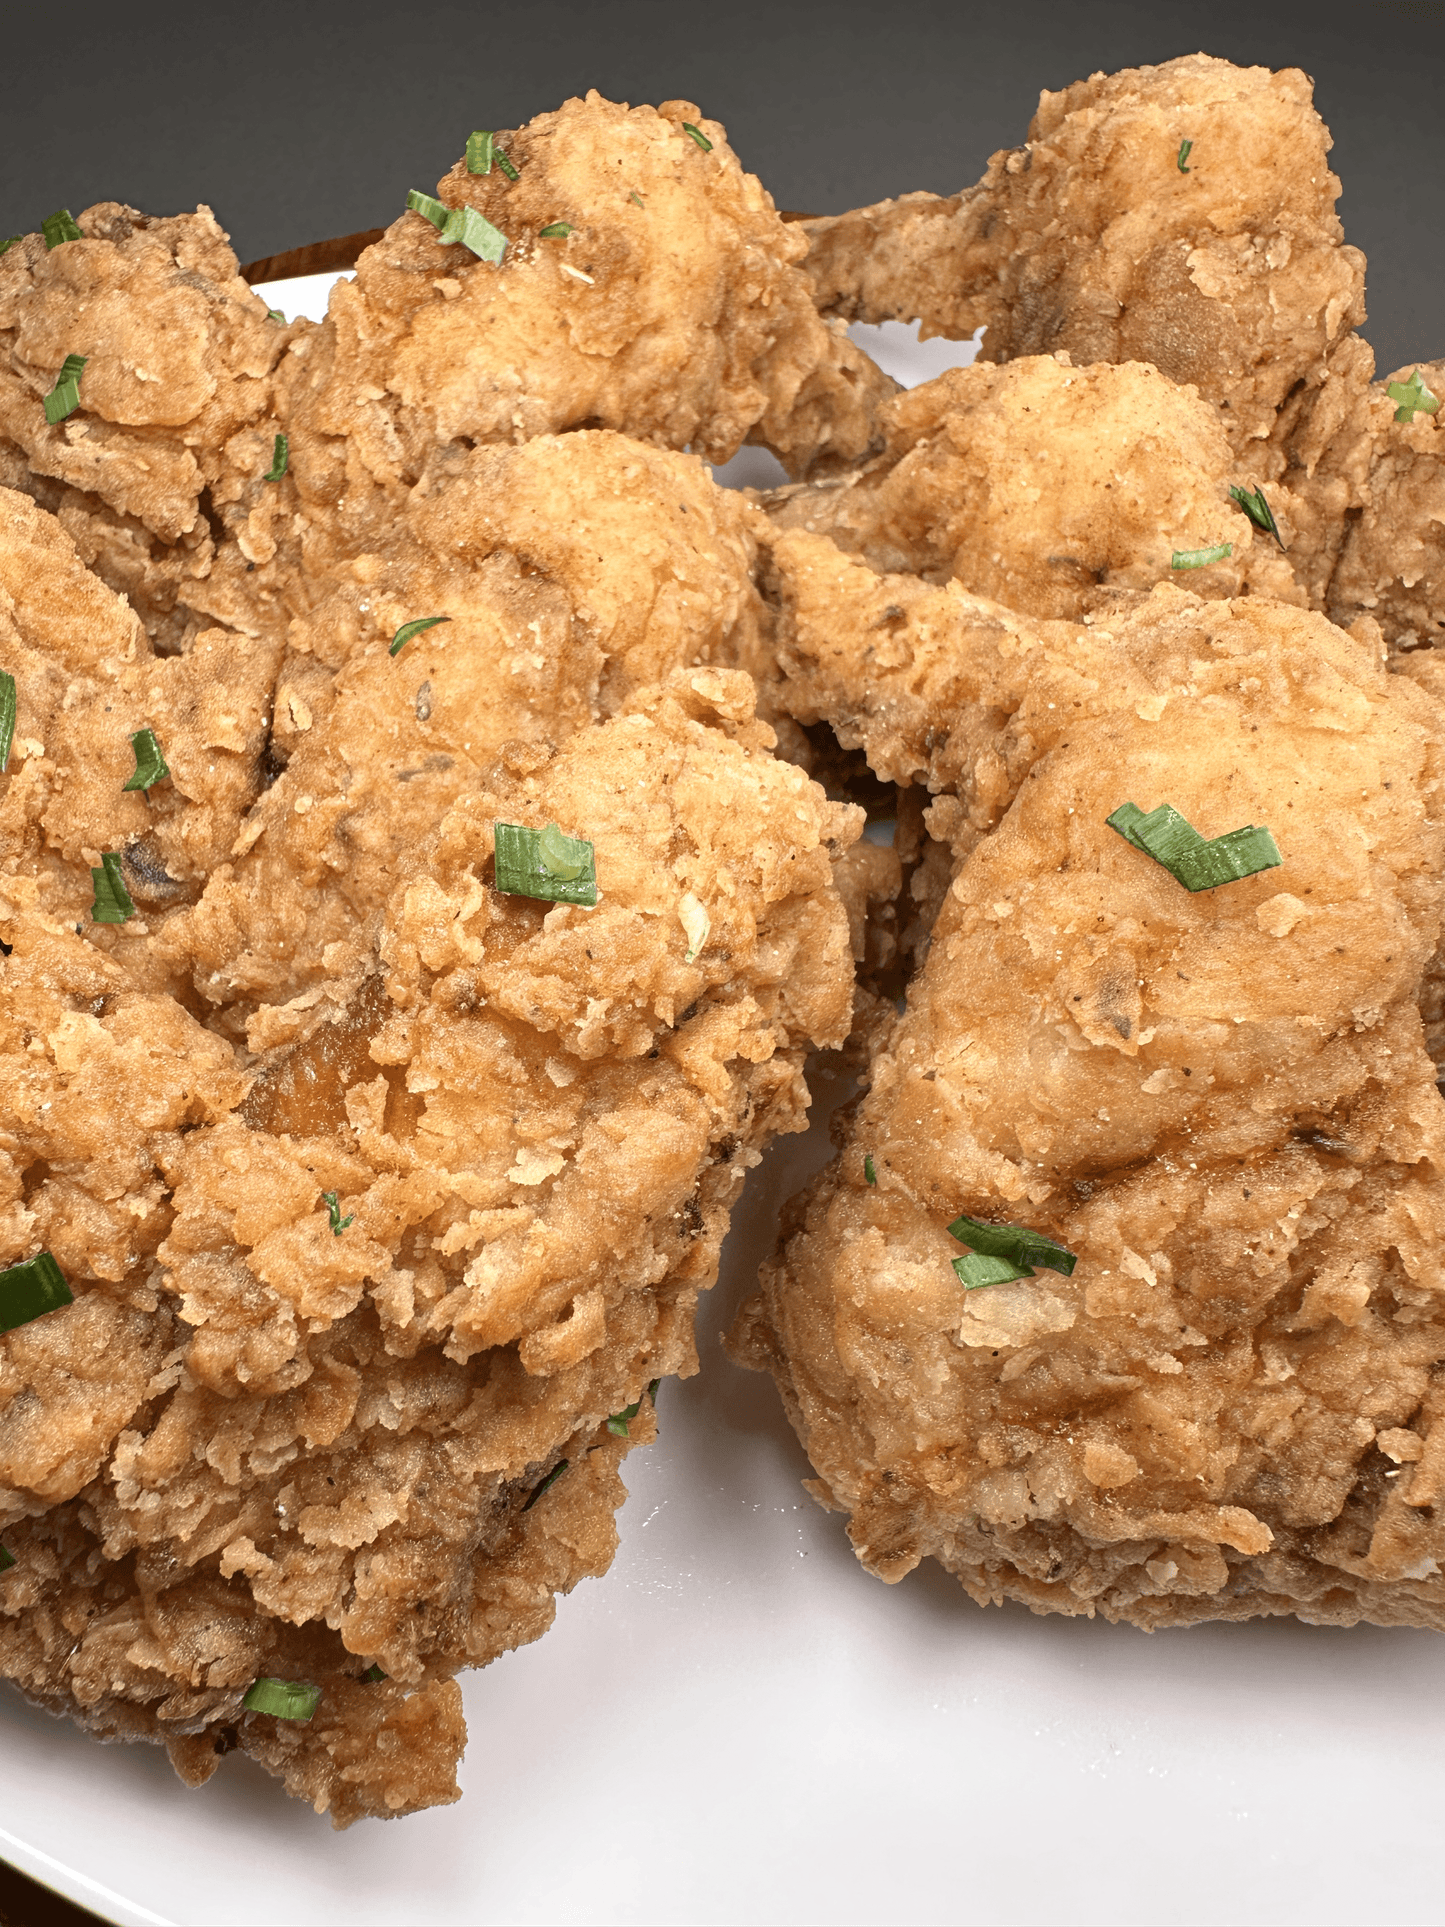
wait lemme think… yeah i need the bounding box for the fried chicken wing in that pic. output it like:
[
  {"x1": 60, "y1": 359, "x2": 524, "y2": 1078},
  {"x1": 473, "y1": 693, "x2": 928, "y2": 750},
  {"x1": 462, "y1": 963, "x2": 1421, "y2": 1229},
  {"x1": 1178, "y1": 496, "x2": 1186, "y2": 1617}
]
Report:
[{"x1": 729, "y1": 592, "x2": 1445, "y2": 1629}]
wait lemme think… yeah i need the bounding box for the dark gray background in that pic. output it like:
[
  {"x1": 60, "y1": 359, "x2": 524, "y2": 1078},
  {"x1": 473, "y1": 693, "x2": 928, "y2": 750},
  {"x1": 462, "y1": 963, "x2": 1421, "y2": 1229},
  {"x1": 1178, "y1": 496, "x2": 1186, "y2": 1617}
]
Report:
[{"x1": 2, "y1": 0, "x2": 1441, "y2": 374}]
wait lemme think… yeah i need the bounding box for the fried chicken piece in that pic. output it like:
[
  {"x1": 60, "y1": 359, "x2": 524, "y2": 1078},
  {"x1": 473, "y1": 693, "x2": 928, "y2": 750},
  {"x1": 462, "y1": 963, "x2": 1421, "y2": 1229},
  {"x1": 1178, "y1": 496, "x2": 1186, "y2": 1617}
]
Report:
[
  {"x1": 277, "y1": 90, "x2": 892, "y2": 538},
  {"x1": 0, "y1": 204, "x2": 295, "y2": 654},
  {"x1": 762, "y1": 355, "x2": 1296, "y2": 626},
  {"x1": 729, "y1": 591, "x2": 1445, "y2": 1630},
  {"x1": 0, "y1": 484, "x2": 860, "y2": 1818},
  {"x1": 801, "y1": 55, "x2": 1364, "y2": 453}
]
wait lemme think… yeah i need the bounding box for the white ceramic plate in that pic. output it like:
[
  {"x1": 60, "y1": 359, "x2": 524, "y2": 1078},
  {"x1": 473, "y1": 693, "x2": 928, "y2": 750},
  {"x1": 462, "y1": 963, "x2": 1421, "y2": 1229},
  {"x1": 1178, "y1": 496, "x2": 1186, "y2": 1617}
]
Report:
[{"x1": 5, "y1": 287, "x2": 1443, "y2": 1927}]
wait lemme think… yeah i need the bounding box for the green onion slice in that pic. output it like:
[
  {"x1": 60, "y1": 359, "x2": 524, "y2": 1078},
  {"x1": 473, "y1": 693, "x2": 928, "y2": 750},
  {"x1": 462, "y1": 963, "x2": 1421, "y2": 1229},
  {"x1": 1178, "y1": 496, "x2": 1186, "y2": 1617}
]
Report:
[
  {"x1": 362, "y1": 1664, "x2": 387, "y2": 1683},
  {"x1": 1177, "y1": 139, "x2": 1192, "y2": 172},
  {"x1": 522, "y1": 1458, "x2": 568, "y2": 1511},
  {"x1": 953, "y1": 1250, "x2": 1035, "y2": 1291},
  {"x1": 0, "y1": 1546, "x2": 13, "y2": 1572},
  {"x1": 1386, "y1": 367, "x2": 1441, "y2": 425},
  {"x1": 0, "y1": 237, "x2": 21, "y2": 257},
  {"x1": 864, "y1": 1154, "x2": 877, "y2": 1185},
  {"x1": 322, "y1": 1189, "x2": 354, "y2": 1235},
  {"x1": 265, "y1": 306, "x2": 285, "y2": 323},
  {"x1": 263, "y1": 432, "x2": 288, "y2": 482},
  {"x1": 495, "y1": 150, "x2": 520, "y2": 182},
  {"x1": 42, "y1": 209, "x2": 82, "y2": 249},
  {"x1": 466, "y1": 130, "x2": 495, "y2": 175},
  {"x1": 390, "y1": 614, "x2": 450, "y2": 657},
  {"x1": 1170, "y1": 543, "x2": 1231, "y2": 570},
  {"x1": 647, "y1": 1377, "x2": 660, "y2": 1401},
  {"x1": 407, "y1": 188, "x2": 450, "y2": 228},
  {"x1": 0, "y1": 670, "x2": 14, "y2": 774},
  {"x1": 243, "y1": 1678, "x2": 321, "y2": 1722},
  {"x1": 91, "y1": 852, "x2": 136, "y2": 924},
  {"x1": 43, "y1": 354, "x2": 87, "y2": 426},
  {"x1": 1107, "y1": 800, "x2": 1282, "y2": 892},
  {"x1": 628, "y1": 190, "x2": 645, "y2": 208},
  {"x1": 123, "y1": 727, "x2": 170, "y2": 793},
  {"x1": 494, "y1": 821, "x2": 598, "y2": 907},
  {"x1": 539, "y1": 222, "x2": 573, "y2": 238},
  {"x1": 440, "y1": 204, "x2": 506, "y2": 262},
  {"x1": 682, "y1": 123, "x2": 713, "y2": 152},
  {"x1": 1229, "y1": 483, "x2": 1283, "y2": 549},
  {"x1": 0, "y1": 1251, "x2": 73, "y2": 1333},
  {"x1": 948, "y1": 1213, "x2": 1077, "y2": 1281},
  {"x1": 606, "y1": 1397, "x2": 642, "y2": 1438}
]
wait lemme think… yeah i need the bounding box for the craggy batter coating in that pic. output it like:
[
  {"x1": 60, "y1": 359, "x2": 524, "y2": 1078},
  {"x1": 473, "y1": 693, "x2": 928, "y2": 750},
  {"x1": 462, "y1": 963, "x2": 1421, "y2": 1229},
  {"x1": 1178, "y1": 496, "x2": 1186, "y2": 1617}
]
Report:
[
  {"x1": 0, "y1": 453, "x2": 859, "y2": 1817},
  {"x1": 730, "y1": 592, "x2": 1445, "y2": 1628}
]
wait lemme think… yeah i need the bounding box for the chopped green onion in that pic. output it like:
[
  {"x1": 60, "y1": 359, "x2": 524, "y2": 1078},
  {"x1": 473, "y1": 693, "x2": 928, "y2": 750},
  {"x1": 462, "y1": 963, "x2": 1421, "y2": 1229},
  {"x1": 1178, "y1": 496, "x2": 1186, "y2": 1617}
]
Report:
[
  {"x1": 0, "y1": 670, "x2": 14, "y2": 774},
  {"x1": 243, "y1": 1678, "x2": 321, "y2": 1722},
  {"x1": 0, "y1": 1546, "x2": 13, "y2": 1572},
  {"x1": 466, "y1": 131, "x2": 495, "y2": 175},
  {"x1": 407, "y1": 188, "x2": 450, "y2": 228},
  {"x1": 628, "y1": 190, "x2": 645, "y2": 208},
  {"x1": 263, "y1": 432, "x2": 288, "y2": 482},
  {"x1": 494, "y1": 821, "x2": 599, "y2": 907},
  {"x1": 1386, "y1": 367, "x2": 1440, "y2": 425},
  {"x1": 1229, "y1": 482, "x2": 1284, "y2": 549},
  {"x1": 495, "y1": 150, "x2": 520, "y2": 183},
  {"x1": 647, "y1": 1377, "x2": 660, "y2": 1401},
  {"x1": 90, "y1": 852, "x2": 136, "y2": 924},
  {"x1": 43, "y1": 353, "x2": 87, "y2": 426},
  {"x1": 682, "y1": 123, "x2": 713, "y2": 152},
  {"x1": 362, "y1": 1664, "x2": 387, "y2": 1683},
  {"x1": 864, "y1": 1154, "x2": 877, "y2": 1185},
  {"x1": 322, "y1": 1190, "x2": 354, "y2": 1236},
  {"x1": 42, "y1": 209, "x2": 82, "y2": 249},
  {"x1": 607, "y1": 1397, "x2": 642, "y2": 1438},
  {"x1": 122, "y1": 727, "x2": 170, "y2": 793},
  {"x1": 0, "y1": 237, "x2": 21, "y2": 257},
  {"x1": 1177, "y1": 139, "x2": 1193, "y2": 172},
  {"x1": 679, "y1": 892, "x2": 709, "y2": 962},
  {"x1": 265, "y1": 307, "x2": 285, "y2": 323},
  {"x1": 539, "y1": 222, "x2": 573, "y2": 238},
  {"x1": 953, "y1": 1250, "x2": 1035, "y2": 1290},
  {"x1": 948, "y1": 1213, "x2": 1077, "y2": 1280},
  {"x1": 390, "y1": 614, "x2": 451, "y2": 657},
  {"x1": 522, "y1": 1458, "x2": 568, "y2": 1511},
  {"x1": 1170, "y1": 543, "x2": 1231, "y2": 570},
  {"x1": 0, "y1": 1251, "x2": 73, "y2": 1333},
  {"x1": 1107, "y1": 800, "x2": 1282, "y2": 892}
]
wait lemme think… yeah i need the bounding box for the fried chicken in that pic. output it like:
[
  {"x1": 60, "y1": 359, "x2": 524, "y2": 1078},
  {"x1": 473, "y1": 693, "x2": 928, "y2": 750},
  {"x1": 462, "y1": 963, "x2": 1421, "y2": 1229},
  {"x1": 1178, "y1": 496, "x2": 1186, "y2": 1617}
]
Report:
[{"x1": 729, "y1": 590, "x2": 1445, "y2": 1630}]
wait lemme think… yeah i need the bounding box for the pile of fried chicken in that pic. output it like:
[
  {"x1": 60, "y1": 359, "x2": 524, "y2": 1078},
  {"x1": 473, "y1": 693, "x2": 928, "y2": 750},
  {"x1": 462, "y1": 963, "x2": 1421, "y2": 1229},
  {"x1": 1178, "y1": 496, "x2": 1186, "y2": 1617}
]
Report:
[{"x1": 0, "y1": 54, "x2": 1441, "y2": 1825}]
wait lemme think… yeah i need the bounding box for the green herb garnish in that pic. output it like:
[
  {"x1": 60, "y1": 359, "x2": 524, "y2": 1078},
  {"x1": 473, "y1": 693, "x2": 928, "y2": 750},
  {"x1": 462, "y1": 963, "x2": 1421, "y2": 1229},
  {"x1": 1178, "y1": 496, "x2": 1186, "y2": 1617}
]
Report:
[
  {"x1": 1170, "y1": 542, "x2": 1232, "y2": 570},
  {"x1": 1107, "y1": 801, "x2": 1282, "y2": 892},
  {"x1": 263, "y1": 432, "x2": 288, "y2": 482},
  {"x1": 406, "y1": 188, "x2": 506, "y2": 264},
  {"x1": 522, "y1": 1459, "x2": 568, "y2": 1511},
  {"x1": 362, "y1": 1664, "x2": 387, "y2": 1683},
  {"x1": 390, "y1": 614, "x2": 451, "y2": 657},
  {"x1": 1229, "y1": 482, "x2": 1284, "y2": 549},
  {"x1": 628, "y1": 191, "x2": 645, "y2": 208},
  {"x1": 1177, "y1": 139, "x2": 1193, "y2": 172},
  {"x1": 607, "y1": 1397, "x2": 642, "y2": 1438},
  {"x1": 0, "y1": 670, "x2": 14, "y2": 774},
  {"x1": 682, "y1": 123, "x2": 713, "y2": 152},
  {"x1": 242, "y1": 1678, "x2": 321, "y2": 1722},
  {"x1": 864, "y1": 1154, "x2": 877, "y2": 1185},
  {"x1": 90, "y1": 852, "x2": 136, "y2": 924},
  {"x1": 0, "y1": 1252, "x2": 73, "y2": 1332},
  {"x1": 466, "y1": 131, "x2": 495, "y2": 175},
  {"x1": 0, "y1": 238, "x2": 21, "y2": 257},
  {"x1": 122, "y1": 727, "x2": 170, "y2": 793},
  {"x1": 539, "y1": 222, "x2": 573, "y2": 238},
  {"x1": 947, "y1": 1215, "x2": 1077, "y2": 1293},
  {"x1": 0, "y1": 1546, "x2": 13, "y2": 1572},
  {"x1": 648, "y1": 1377, "x2": 660, "y2": 1401},
  {"x1": 265, "y1": 307, "x2": 285, "y2": 323},
  {"x1": 42, "y1": 209, "x2": 82, "y2": 249},
  {"x1": 43, "y1": 354, "x2": 87, "y2": 426},
  {"x1": 1386, "y1": 367, "x2": 1441, "y2": 425},
  {"x1": 322, "y1": 1190, "x2": 354, "y2": 1236},
  {"x1": 495, "y1": 150, "x2": 520, "y2": 182},
  {"x1": 493, "y1": 821, "x2": 599, "y2": 907}
]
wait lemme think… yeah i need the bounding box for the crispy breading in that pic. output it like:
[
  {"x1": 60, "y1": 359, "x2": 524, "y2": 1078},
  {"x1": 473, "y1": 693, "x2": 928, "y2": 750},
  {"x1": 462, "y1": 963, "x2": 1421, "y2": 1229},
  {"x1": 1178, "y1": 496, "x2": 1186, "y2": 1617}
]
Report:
[
  {"x1": 800, "y1": 55, "x2": 1364, "y2": 451},
  {"x1": 729, "y1": 592, "x2": 1445, "y2": 1629}
]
